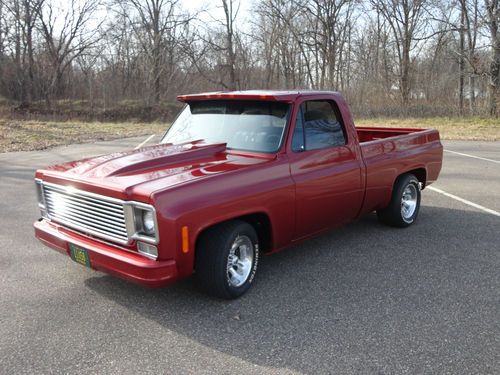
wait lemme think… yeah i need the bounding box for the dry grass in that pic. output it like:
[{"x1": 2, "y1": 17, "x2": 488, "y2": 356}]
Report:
[
  {"x1": 1, "y1": 116, "x2": 498, "y2": 153},
  {"x1": 0, "y1": 119, "x2": 168, "y2": 153},
  {"x1": 355, "y1": 117, "x2": 500, "y2": 141}
]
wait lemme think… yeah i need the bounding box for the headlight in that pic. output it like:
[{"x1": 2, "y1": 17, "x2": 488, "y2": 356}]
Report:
[
  {"x1": 124, "y1": 202, "x2": 159, "y2": 245},
  {"x1": 142, "y1": 210, "x2": 155, "y2": 234}
]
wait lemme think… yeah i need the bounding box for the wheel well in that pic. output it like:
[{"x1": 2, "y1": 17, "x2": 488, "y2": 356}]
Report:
[
  {"x1": 195, "y1": 213, "x2": 273, "y2": 255},
  {"x1": 404, "y1": 168, "x2": 426, "y2": 187},
  {"x1": 238, "y1": 213, "x2": 272, "y2": 252}
]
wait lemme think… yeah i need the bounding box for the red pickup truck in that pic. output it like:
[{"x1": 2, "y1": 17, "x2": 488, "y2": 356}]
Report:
[{"x1": 34, "y1": 91, "x2": 443, "y2": 298}]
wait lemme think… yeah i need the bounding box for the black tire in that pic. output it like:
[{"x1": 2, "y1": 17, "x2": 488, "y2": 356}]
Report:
[
  {"x1": 195, "y1": 220, "x2": 259, "y2": 299},
  {"x1": 377, "y1": 173, "x2": 421, "y2": 228}
]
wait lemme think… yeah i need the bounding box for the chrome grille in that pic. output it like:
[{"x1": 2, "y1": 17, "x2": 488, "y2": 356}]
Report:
[{"x1": 41, "y1": 182, "x2": 129, "y2": 244}]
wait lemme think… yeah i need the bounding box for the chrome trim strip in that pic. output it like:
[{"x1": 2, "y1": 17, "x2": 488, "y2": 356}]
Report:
[
  {"x1": 49, "y1": 215, "x2": 129, "y2": 243},
  {"x1": 41, "y1": 181, "x2": 125, "y2": 205},
  {"x1": 43, "y1": 197, "x2": 126, "y2": 226},
  {"x1": 47, "y1": 221, "x2": 136, "y2": 252},
  {"x1": 35, "y1": 178, "x2": 46, "y2": 208},
  {"x1": 43, "y1": 191, "x2": 124, "y2": 215},
  {"x1": 46, "y1": 210, "x2": 127, "y2": 235}
]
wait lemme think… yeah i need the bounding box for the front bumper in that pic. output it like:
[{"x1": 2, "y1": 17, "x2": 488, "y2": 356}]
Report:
[{"x1": 34, "y1": 219, "x2": 178, "y2": 288}]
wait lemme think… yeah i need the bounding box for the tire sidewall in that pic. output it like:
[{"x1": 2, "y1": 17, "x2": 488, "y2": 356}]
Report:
[{"x1": 223, "y1": 224, "x2": 260, "y2": 298}]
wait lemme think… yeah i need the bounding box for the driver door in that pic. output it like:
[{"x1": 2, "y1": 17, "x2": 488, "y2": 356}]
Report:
[{"x1": 289, "y1": 99, "x2": 364, "y2": 240}]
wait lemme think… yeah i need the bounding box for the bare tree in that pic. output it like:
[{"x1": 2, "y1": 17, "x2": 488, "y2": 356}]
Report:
[
  {"x1": 303, "y1": 0, "x2": 355, "y2": 89},
  {"x1": 255, "y1": 0, "x2": 316, "y2": 88},
  {"x1": 114, "y1": 0, "x2": 190, "y2": 105},
  {"x1": 0, "y1": 0, "x2": 498, "y2": 118},
  {"x1": 221, "y1": 0, "x2": 238, "y2": 90},
  {"x1": 0, "y1": 0, "x2": 5, "y2": 89},
  {"x1": 185, "y1": 0, "x2": 243, "y2": 90},
  {"x1": 23, "y1": 0, "x2": 44, "y2": 103},
  {"x1": 435, "y1": 0, "x2": 484, "y2": 114},
  {"x1": 370, "y1": 0, "x2": 430, "y2": 107},
  {"x1": 1, "y1": 0, "x2": 43, "y2": 103},
  {"x1": 485, "y1": 0, "x2": 499, "y2": 116},
  {"x1": 37, "y1": 0, "x2": 102, "y2": 103},
  {"x1": 459, "y1": 0, "x2": 466, "y2": 114},
  {"x1": 461, "y1": 0, "x2": 482, "y2": 113}
]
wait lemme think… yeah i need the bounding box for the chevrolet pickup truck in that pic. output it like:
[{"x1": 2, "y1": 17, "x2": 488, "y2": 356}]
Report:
[{"x1": 34, "y1": 91, "x2": 443, "y2": 298}]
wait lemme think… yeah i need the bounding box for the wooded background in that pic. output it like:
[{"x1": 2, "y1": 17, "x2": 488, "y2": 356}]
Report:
[{"x1": 0, "y1": 0, "x2": 499, "y2": 119}]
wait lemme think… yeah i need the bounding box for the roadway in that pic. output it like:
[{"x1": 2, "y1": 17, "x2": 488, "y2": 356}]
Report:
[{"x1": 0, "y1": 137, "x2": 498, "y2": 374}]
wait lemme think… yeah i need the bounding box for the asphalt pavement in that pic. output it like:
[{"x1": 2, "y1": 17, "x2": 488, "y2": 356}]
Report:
[{"x1": 0, "y1": 137, "x2": 498, "y2": 374}]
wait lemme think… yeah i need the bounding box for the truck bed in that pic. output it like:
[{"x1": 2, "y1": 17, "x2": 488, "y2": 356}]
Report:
[
  {"x1": 355, "y1": 126, "x2": 443, "y2": 214},
  {"x1": 356, "y1": 126, "x2": 428, "y2": 143}
]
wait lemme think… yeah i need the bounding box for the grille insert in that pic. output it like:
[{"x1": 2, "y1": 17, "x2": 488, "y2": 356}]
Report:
[{"x1": 41, "y1": 182, "x2": 129, "y2": 244}]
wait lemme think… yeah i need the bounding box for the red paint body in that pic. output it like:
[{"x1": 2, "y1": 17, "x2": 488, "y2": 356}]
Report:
[{"x1": 34, "y1": 91, "x2": 443, "y2": 287}]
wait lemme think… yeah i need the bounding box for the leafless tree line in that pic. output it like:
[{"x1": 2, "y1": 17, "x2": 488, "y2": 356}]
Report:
[{"x1": 0, "y1": 0, "x2": 498, "y2": 117}]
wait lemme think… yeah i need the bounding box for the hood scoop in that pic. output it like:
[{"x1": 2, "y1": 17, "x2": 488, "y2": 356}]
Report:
[{"x1": 72, "y1": 141, "x2": 227, "y2": 178}]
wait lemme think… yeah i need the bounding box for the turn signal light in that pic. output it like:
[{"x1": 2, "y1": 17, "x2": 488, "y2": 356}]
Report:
[{"x1": 182, "y1": 226, "x2": 189, "y2": 253}]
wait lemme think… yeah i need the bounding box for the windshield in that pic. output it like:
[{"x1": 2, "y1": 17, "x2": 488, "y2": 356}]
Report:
[{"x1": 161, "y1": 100, "x2": 290, "y2": 153}]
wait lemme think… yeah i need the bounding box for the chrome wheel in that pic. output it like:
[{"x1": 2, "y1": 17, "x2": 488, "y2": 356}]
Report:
[
  {"x1": 226, "y1": 235, "x2": 254, "y2": 288},
  {"x1": 401, "y1": 184, "x2": 418, "y2": 222}
]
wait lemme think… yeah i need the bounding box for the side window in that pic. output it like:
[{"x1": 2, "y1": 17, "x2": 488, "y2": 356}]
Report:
[
  {"x1": 302, "y1": 100, "x2": 346, "y2": 150},
  {"x1": 291, "y1": 107, "x2": 305, "y2": 151}
]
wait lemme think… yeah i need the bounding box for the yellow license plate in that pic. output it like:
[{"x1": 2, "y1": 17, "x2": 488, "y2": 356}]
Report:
[{"x1": 69, "y1": 243, "x2": 91, "y2": 267}]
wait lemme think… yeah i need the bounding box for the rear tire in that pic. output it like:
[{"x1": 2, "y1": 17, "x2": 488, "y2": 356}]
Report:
[
  {"x1": 195, "y1": 220, "x2": 259, "y2": 299},
  {"x1": 377, "y1": 174, "x2": 421, "y2": 228}
]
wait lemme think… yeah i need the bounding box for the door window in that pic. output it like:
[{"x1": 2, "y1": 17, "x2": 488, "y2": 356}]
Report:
[{"x1": 292, "y1": 100, "x2": 346, "y2": 151}]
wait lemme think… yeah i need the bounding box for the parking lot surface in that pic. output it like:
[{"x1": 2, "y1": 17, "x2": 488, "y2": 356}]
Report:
[{"x1": 0, "y1": 137, "x2": 498, "y2": 374}]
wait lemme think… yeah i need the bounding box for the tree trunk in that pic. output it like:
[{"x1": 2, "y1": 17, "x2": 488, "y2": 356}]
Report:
[
  {"x1": 469, "y1": 75, "x2": 476, "y2": 114},
  {"x1": 14, "y1": 4, "x2": 26, "y2": 103},
  {"x1": 486, "y1": 0, "x2": 499, "y2": 116},
  {"x1": 222, "y1": 0, "x2": 237, "y2": 91},
  {"x1": 24, "y1": 0, "x2": 35, "y2": 103},
  {"x1": 0, "y1": 0, "x2": 4, "y2": 83},
  {"x1": 489, "y1": 41, "x2": 500, "y2": 116},
  {"x1": 459, "y1": 2, "x2": 465, "y2": 115},
  {"x1": 152, "y1": 4, "x2": 161, "y2": 105},
  {"x1": 401, "y1": 45, "x2": 411, "y2": 107}
]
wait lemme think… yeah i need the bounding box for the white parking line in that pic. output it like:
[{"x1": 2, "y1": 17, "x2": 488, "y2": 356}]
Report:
[
  {"x1": 444, "y1": 149, "x2": 500, "y2": 164},
  {"x1": 134, "y1": 134, "x2": 155, "y2": 149},
  {"x1": 427, "y1": 186, "x2": 500, "y2": 217}
]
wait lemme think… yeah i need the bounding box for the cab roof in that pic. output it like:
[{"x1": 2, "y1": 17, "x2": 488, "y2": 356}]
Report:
[{"x1": 177, "y1": 90, "x2": 341, "y2": 103}]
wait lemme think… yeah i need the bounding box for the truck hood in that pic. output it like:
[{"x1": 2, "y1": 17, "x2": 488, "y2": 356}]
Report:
[{"x1": 36, "y1": 140, "x2": 275, "y2": 201}]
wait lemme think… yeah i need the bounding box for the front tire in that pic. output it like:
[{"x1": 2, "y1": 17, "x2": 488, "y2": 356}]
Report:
[
  {"x1": 195, "y1": 220, "x2": 259, "y2": 299},
  {"x1": 377, "y1": 174, "x2": 421, "y2": 227}
]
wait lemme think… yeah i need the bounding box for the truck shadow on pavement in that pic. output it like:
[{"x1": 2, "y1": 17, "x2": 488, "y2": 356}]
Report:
[{"x1": 84, "y1": 207, "x2": 499, "y2": 374}]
